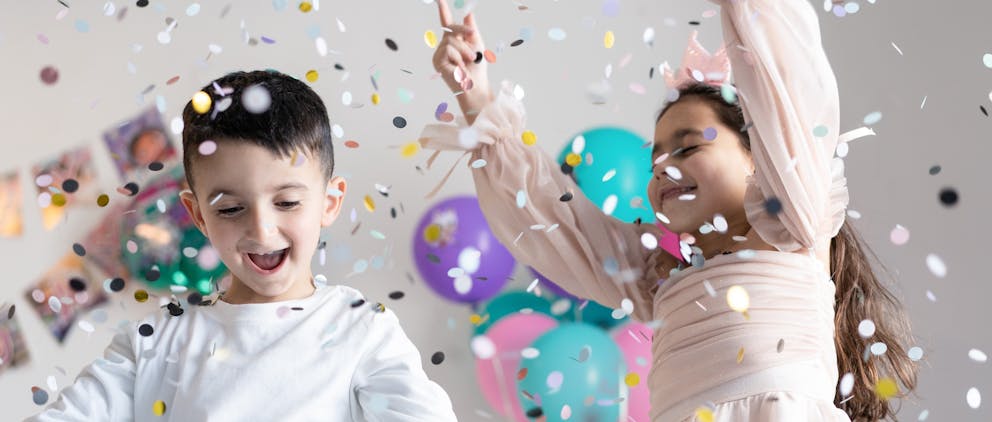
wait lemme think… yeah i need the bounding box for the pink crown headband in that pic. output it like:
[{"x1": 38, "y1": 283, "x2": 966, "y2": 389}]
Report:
[{"x1": 662, "y1": 31, "x2": 732, "y2": 89}]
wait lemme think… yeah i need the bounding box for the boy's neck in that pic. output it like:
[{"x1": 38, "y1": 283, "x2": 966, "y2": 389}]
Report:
[{"x1": 220, "y1": 276, "x2": 317, "y2": 305}]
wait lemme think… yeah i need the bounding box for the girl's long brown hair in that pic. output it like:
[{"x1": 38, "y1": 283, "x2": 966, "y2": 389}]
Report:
[{"x1": 658, "y1": 83, "x2": 919, "y2": 420}]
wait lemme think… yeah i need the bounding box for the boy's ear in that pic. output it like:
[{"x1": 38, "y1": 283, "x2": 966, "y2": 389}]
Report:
[
  {"x1": 321, "y1": 176, "x2": 347, "y2": 228},
  {"x1": 179, "y1": 189, "x2": 209, "y2": 237}
]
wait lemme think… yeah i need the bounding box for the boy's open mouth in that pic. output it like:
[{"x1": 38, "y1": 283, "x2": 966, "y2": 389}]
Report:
[{"x1": 246, "y1": 248, "x2": 290, "y2": 273}]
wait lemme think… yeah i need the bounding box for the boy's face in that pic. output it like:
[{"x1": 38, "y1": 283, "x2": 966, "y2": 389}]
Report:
[{"x1": 179, "y1": 140, "x2": 345, "y2": 302}]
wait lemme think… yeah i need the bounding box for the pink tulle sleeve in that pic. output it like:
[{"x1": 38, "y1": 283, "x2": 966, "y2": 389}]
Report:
[
  {"x1": 714, "y1": 0, "x2": 849, "y2": 253},
  {"x1": 418, "y1": 82, "x2": 666, "y2": 321}
]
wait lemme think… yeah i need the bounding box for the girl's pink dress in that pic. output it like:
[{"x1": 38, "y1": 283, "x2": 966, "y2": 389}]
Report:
[{"x1": 420, "y1": 0, "x2": 852, "y2": 420}]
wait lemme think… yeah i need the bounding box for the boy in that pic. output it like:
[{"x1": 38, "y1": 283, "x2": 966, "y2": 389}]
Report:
[{"x1": 28, "y1": 70, "x2": 457, "y2": 421}]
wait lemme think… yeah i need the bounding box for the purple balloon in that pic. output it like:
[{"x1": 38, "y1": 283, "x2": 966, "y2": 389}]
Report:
[
  {"x1": 413, "y1": 195, "x2": 515, "y2": 303},
  {"x1": 529, "y1": 267, "x2": 577, "y2": 300}
]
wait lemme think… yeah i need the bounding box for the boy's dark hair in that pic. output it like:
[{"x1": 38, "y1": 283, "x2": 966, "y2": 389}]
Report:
[{"x1": 181, "y1": 70, "x2": 334, "y2": 193}]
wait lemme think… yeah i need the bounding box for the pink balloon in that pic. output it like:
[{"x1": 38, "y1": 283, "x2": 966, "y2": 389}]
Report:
[
  {"x1": 474, "y1": 313, "x2": 558, "y2": 421},
  {"x1": 611, "y1": 321, "x2": 654, "y2": 422}
]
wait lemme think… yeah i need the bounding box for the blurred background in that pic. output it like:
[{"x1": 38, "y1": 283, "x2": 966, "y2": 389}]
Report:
[{"x1": 1, "y1": 0, "x2": 989, "y2": 420}]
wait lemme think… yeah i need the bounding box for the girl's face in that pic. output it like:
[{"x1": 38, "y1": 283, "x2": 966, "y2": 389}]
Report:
[{"x1": 647, "y1": 99, "x2": 754, "y2": 235}]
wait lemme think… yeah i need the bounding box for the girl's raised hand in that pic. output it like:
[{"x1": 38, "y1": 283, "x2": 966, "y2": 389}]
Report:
[{"x1": 432, "y1": 0, "x2": 492, "y2": 122}]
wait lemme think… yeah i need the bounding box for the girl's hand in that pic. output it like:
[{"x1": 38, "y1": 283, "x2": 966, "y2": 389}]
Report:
[{"x1": 432, "y1": 0, "x2": 492, "y2": 124}]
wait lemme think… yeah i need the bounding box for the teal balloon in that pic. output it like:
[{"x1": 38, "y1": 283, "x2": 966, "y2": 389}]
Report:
[
  {"x1": 517, "y1": 323, "x2": 627, "y2": 421},
  {"x1": 474, "y1": 291, "x2": 556, "y2": 335},
  {"x1": 576, "y1": 300, "x2": 628, "y2": 330},
  {"x1": 556, "y1": 127, "x2": 655, "y2": 224}
]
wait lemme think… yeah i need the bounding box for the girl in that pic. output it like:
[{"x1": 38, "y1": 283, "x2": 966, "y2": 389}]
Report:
[{"x1": 421, "y1": 0, "x2": 918, "y2": 420}]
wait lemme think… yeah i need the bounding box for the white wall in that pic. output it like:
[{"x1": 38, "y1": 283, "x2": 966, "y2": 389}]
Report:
[{"x1": 1, "y1": 0, "x2": 989, "y2": 420}]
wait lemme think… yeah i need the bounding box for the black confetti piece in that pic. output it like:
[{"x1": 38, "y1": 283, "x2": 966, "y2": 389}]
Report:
[
  {"x1": 764, "y1": 197, "x2": 782, "y2": 215},
  {"x1": 350, "y1": 299, "x2": 366, "y2": 308},
  {"x1": 72, "y1": 243, "x2": 86, "y2": 256},
  {"x1": 510, "y1": 39, "x2": 524, "y2": 47},
  {"x1": 939, "y1": 187, "x2": 958, "y2": 207},
  {"x1": 68, "y1": 277, "x2": 87, "y2": 292},
  {"x1": 559, "y1": 192, "x2": 573, "y2": 202},
  {"x1": 385, "y1": 38, "x2": 398, "y2": 51},
  {"x1": 388, "y1": 291, "x2": 405, "y2": 300},
  {"x1": 62, "y1": 179, "x2": 79, "y2": 193},
  {"x1": 148, "y1": 161, "x2": 164, "y2": 171},
  {"x1": 430, "y1": 351, "x2": 445, "y2": 365},
  {"x1": 109, "y1": 278, "x2": 126, "y2": 292},
  {"x1": 138, "y1": 323, "x2": 154, "y2": 336},
  {"x1": 392, "y1": 116, "x2": 407, "y2": 128}
]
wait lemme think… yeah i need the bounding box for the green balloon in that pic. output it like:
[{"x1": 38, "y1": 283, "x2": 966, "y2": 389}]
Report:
[{"x1": 474, "y1": 291, "x2": 557, "y2": 335}]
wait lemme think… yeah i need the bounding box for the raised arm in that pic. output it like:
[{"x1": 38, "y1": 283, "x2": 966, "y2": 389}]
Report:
[{"x1": 715, "y1": 0, "x2": 849, "y2": 252}]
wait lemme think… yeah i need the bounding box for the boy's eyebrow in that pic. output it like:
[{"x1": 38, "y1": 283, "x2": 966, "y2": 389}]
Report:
[
  {"x1": 206, "y1": 182, "x2": 308, "y2": 201},
  {"x1": 652, "y1": 128, "x2": 701, "y2": 156}
]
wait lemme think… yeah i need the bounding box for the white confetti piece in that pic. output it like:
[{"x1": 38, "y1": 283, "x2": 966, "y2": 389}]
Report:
[
  {"x1": 858, "y1": 319, "x2": 875, "y2": 338},
  {"x1": 515, "y1": 190, "x2": 527, "y2": 208},
  {"x1": 470, "y1": 335, "x2": 495, "y2": 359},
  {"x1": 48, "y1": 296, "x2": 61, "y2": 313},
  {"x1": 890, "y1": 224, "x2": 910, "y2": 245},
  {"x1": 713, "y1": 214, "x2": 728, "y2": 233},
  {"x1": 870, "y1": 342, "x2": 888, "y2": 355},
  {"x1": 640, "y1": 233, "x2": 658, "y2": 250},
  {"x1": 967, "y1": 387, "x2": 981, "y2": 409},
  {"x1": 571, "y1": 135, "x2": 585, "y2": 154},
  {"x1": 602, "y1": 169, "x2": 616, "y2": 182},
  {"x1": 602, "y1": 194, "x2": 618, "y2": 216},
  {"x1": 925, "y1": 254, "x2": 947, "y2": 278},
  {"x1": 620, "y1": 298, "x2": 634, "y2": 315},
  {"x1": 908, "y1": 346, "x2": 924, "y2": 361},
  {"x1": 521, "y1": 347, "x2": 539, "y2": 359},
  {"x1": 839, "y1": 372, "x2": 854, "y2": 396},
  {"x1": 968, "y1": 348, "x2": 987, "y2": 363}
]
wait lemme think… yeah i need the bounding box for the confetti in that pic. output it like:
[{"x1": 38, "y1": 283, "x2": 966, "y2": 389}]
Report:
[
  {"x1": 242, "y1": 85, "x2": 272, "y2": 113},
  {"x1": 983, "y1": 53, "x2": 992, "y2": 69},
  {"x1": 889, "y1": 224, "x2": 910, "y2": 245},
  {"x1": 908, "y1": 346, "x2": 924, "y2": 361},
  {"x1": 72, "y1": 243, "x2": 86, "y2": 256},
  {"x1": 521, "y1": 130, "x2": 537, "y2": 146},
  {"x1": 305, "y1": 70, "x2": 319, "y2": 83},
  {"x1": 938, "y1": 187, "x2": 958, "y2": 207},
  {"x1": 874, "y1": 378, "x2": 899, "y2": 400},
  {"x1": 363, "y1": 195, "x2": 375, "y2": 212},
  {"x1": 32, "y1": 387, "x2": 49, "y2": 405},
  {"x1": 737, "y1": 346, "x2": 745, "y2": 363},
  {"x1": 870, "y1": 342, "x2": 888, "y2": 355},
  {"x1": 298, "y1": 1, "x2": 313, "y2": 12},
  {"x1": 604, "y1": 30, "x2": 615, "y2": 48},
  {"x1": 858, "y1": 319, "x2": 876, "y2": 338},
  {"x1": 48, "y1": 296, "x2": 61, "y2": 314},
  {"x1": 694, "y1": 407, "x2": 714, "y2": 422},
  {"x1": 863, "y1": 111, "x2": 883, "y2": 125},
  {"x1": 640, "y1": 232, "x2": 658, "y2": 250},
  {"x1": 624, "y1": 372, "x2": 640, "y2": 387},
  {"x1": 385, "y1": 38, "x2": 398, "y2": 51},
  {"x1": 548, "y1": 28, "x2": 566, "y2": 41},
  {"x1": 134, "y1": 289, "x2": 149, "y2": 302},
  {"x1": 40, "y1": 66, "x2": 59, "y2": 85},
  {"x1": 967, "y1": 388, "x2": 981, "y2": 409},
  {"x1": 839, "y1": 372, "x2": 854, "y2": 396},
  {"x1": 925, "y1": 254, "x2": 946, "y2": 278},
  {"x1": 726, "y1": 285, "x2": 749, "y2": 312},
  {"x1": 400, "y1": 142, "x2": 419, "y2": 158},
  {"x1": 191, "y1": 91, "x2": 212, "y2": 114},
  {"x1": 968, "y1": 348, "x2": 987, "y2": 363},
  {"x1": 138, "y1": 323, "x2": 154, "y2": 336},
  {"x1": 812, "y1": 125, "x2": 829, "y2": 137},
  {"x1": 153, "y1": 400, "x2": 167, "y2": 416},
  {"x1": 602, "y1": 195, "x2": 618, "y2": 216},
  {"x1": 392, "y1": 116, "x2": 407, "y2": 128},
  {"x1": 424, "y1": 30, "x2": 437, "y2": 48},
  {"x1": 430, "y1": 351, "x2": 445, "y2": 365},
  {"x1": 703, "y1": 127, "x2": 718, "y2": 140}
]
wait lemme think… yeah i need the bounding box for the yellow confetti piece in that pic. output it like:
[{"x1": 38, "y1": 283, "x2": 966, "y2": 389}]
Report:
[
  {"x1": 305, "y1": 70, "x2": 319, "y2": 83},
  {"x1": 624, "y1": 373, "x2": 640, "y2": 387},
  {"x1": 424, "y1": 30, "x2": 438, "y2": 48},
  {"x1": 191, "y1": 91, "x2": 212, "y2": 114},
  {"x1": 469, "y1": 314, "x2": 483, "y2": 325},
  {"x1": 363, "y1": 195, "x2": 375, "y2": 212},
  {"x1": 371, "y1": 93, "x2": 380, "y2": 105},
  {"x1": 134, "y1": 290, "x2": 149, "y2": 303},
  {"x1": 400, "y1": 142, "x2": 420, "y2": 158},
  {"x1": 737, "y1": 346, "x2": 745, "y2": 363},
  {"x1": 298, "y1": 1, "x2": 312, "y2": 12},
  {"x1": 521, "y1": 130, "x2": 537, "y2": 146},
  {"x1": 565, "y1": 153, "x2": 582, "y2": 167},
  {"x1": 694, "y1": 407, "x2": 714, "y2": 422},
  {"x1": 604, "y1": 30, "x2": 615, "y2": 48},
  {"x1": 874, "y1": 377, "x2": 899, "y2": 400},
  {"x1": 51, "y1": 193, "x2": 66, "y2": 207},
  {"x1": 152, "y1": 400, "x2": 166, "y2": 416},
  {"x1": 423, "y1": 224, "x2": 441, "y2": 243},
  {"x1": 727, "y1": 285, "x2": 749, "y2": 313},
  {"x1": 97, "y1": 194, "x2": 109, "y2": 207}
]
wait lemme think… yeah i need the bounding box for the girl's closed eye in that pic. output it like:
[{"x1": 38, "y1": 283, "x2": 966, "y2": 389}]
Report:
[{"x1": 673, "y1": 145, "x2": 698, "y2": 157}]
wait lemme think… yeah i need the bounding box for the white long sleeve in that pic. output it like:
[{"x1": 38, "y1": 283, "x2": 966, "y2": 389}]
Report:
[{"x1": 26, "y1": 284, "x2": 456, "y2": 422}]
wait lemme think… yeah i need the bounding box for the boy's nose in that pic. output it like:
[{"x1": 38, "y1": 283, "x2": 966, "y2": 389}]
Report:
[{"x1": 244, "y1": 211, "x2": 278, "y2": 244}]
